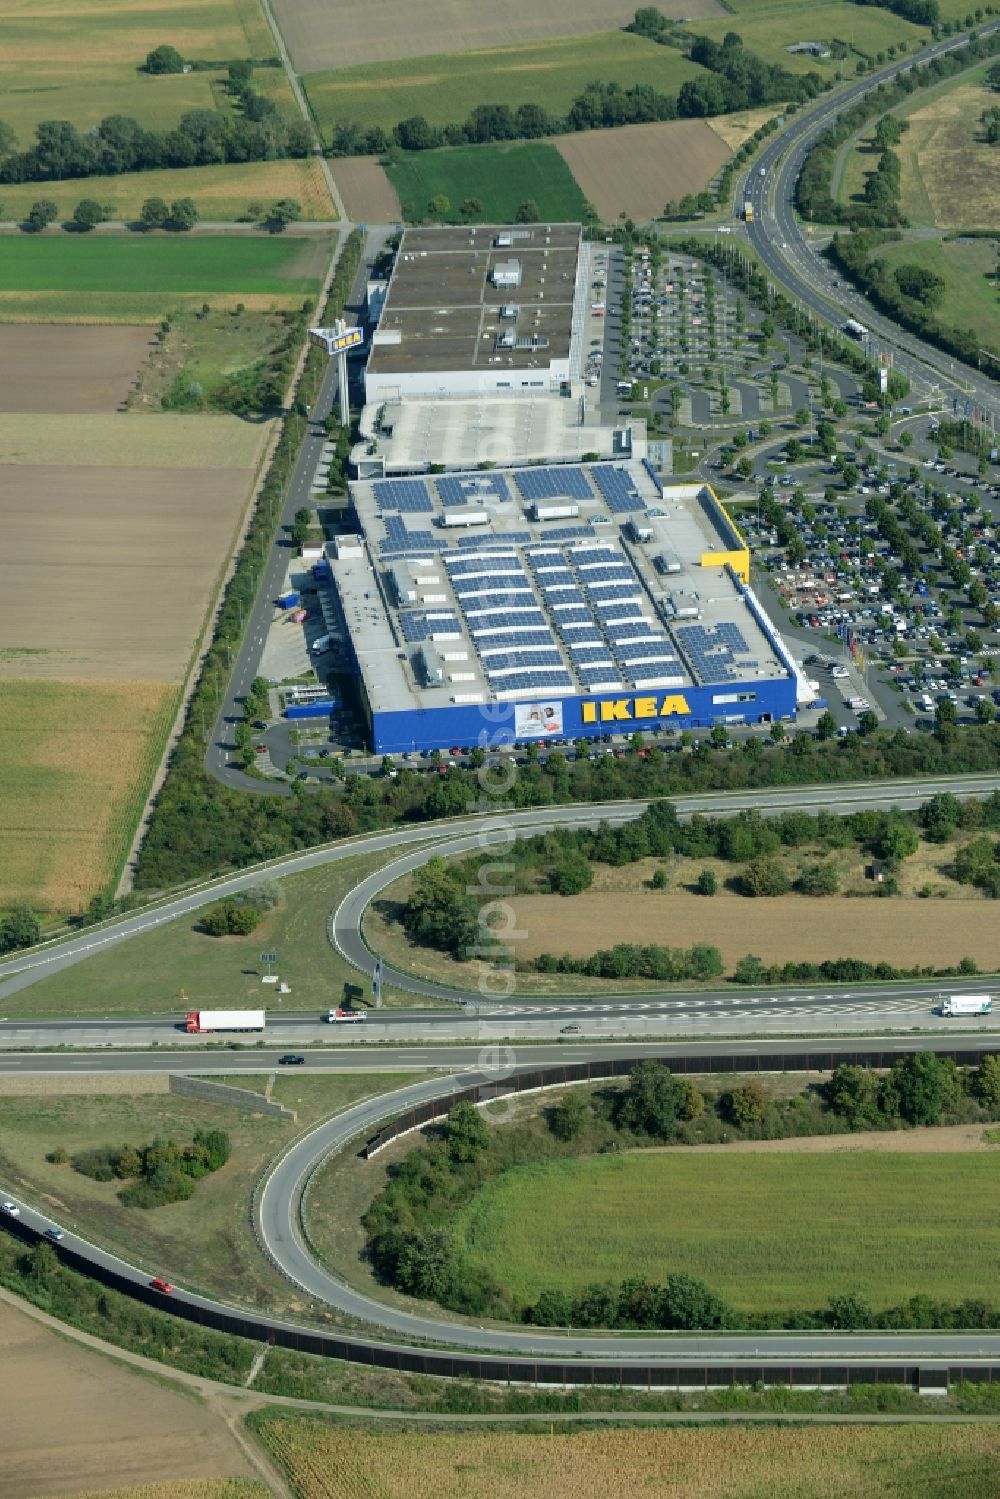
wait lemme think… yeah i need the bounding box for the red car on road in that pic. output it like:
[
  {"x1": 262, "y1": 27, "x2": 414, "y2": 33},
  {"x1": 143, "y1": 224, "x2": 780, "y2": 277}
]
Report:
[{"x1": 150, "y1": 1277, "x2": 174, "y2": 1294}]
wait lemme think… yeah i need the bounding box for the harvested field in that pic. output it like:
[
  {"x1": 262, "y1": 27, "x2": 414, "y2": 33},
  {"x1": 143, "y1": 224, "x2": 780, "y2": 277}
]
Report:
[
  {"x1": 0, "y1": 413, "x2": 263, "y2": 469},
  {"x1": 331, "y1": 156, "x2": 402, "y2": 223},
  {"x1": 705, "y1": 104, "x2": 778, "y2": 150},
  {"x1": 254, "y1": 1416, "x2": 1000, "y2": 1499},
  {"x1": 63, "y1": 1485, "x2": 266, "y2": 1499},
  {"x1": 895, "y1": 70, "x2": 1000, "y2": 228},
  {"x1": 276, "y1": 0, "x2": 724, "y2": 73},
  {"x1": 0, "y1": 1295, "x2": 256, "y2": 1499},
  {"x1": 553, "y1": 120, "x2": 732, "y2": 222},
  {"x1": 0, "y1": 158, "x2": 336, "y2": 225},
  {"x1": 0, "y1": 460, "x2": 256, "y2": 681},
  {"x1": 0, "y1": 678, "x2": 177, "y2": 910},
  {"x1": 0, "y1": 327, "x2": 152, "y2": 413},
  {"x1": 509, "y1": 890, "x2": 999, "y2": 970}
]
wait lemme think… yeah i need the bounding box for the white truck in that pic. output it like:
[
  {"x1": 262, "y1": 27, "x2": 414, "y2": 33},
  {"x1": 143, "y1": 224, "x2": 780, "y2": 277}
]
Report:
[
  {"x1": 185, "y1": 1009, "x2": 266, "y2": 1033},
  {"x1": 327, "y1": 1007, "x2": 366, "y2": 1023},
  {"x1": 939, "y1": 995, "x2": 993, "y2": 1017},
  {"x1": 311, "y1": 633, "x2": 333, "y2": 655}
]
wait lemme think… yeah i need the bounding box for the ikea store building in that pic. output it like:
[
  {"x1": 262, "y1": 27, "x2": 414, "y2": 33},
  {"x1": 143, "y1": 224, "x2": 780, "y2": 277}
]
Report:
[{"x1": 327, "y1": 458, "x2": 800, "y2": 755}]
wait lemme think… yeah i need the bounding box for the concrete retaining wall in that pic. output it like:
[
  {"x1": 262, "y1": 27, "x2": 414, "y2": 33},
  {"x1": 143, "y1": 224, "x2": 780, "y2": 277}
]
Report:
[{"x1": 169, "y1": 1073, "x2": 297, "y2": 1120}]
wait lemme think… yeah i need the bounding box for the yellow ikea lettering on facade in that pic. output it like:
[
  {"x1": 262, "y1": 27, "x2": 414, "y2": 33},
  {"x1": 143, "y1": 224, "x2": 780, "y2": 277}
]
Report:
[{"x1": 581, "y1": 695, "x2": 691, "y2": 724}]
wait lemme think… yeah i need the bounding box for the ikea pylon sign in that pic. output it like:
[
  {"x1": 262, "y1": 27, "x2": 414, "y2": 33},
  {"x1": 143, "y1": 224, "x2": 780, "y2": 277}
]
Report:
[{"x1": 581, "y1": 694, "x2": 692, "y2": 724}]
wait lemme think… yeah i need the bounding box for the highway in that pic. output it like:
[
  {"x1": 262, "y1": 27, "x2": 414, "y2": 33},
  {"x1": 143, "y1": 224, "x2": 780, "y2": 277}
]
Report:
[
  {"x1": 4, "y1": 1037, "x2": 1000, "y2": 1385},
  {"x1": 744, "y1": 23, "x2": 1000, "y2": 418},
  {"x1": 3, "y1": 774, "x2": 1000, "y2": 1025}
]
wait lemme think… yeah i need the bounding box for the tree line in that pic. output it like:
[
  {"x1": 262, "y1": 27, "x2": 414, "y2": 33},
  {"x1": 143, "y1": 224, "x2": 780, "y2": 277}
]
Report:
[
  {"x1": 330, "y1": 28, "x2": 822, "y2": 156},
  {"x1": 0, "y1": 74, "x2": 311, "y2": 187},
  {"x1": 363, "y1": 1054, "x2": 1000, "y2": 1328}
]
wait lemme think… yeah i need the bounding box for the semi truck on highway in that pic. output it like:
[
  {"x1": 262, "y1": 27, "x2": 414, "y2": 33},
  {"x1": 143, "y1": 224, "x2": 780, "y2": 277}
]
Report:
[
  {"x1": 185, "y1": 1009, "x2": 266, "y2": 1033},
  {"x1": 843, "y1": 319, "x2": 869, "y2": 340},
  {"x1": 939, "y1": 995, "x2": 992, "y2": 1017},
  {"x1": 327, "y1": 1007, "x2": 366, "y2": 1022}
]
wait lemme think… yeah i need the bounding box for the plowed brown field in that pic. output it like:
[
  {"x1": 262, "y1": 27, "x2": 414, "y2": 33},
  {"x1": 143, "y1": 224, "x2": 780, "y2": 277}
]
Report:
[
  {"x1": 552, "y1": 119, "x2": 732, "y2": 221},
  {"x1": 0, "y1": 327, "x2": 152, "y2": 412},
  {"x1": 331, "y1": 156, "x2": 402, "y2": 222},
  {"x1": 0, "y1": 1296, "x2": 255, "y2": 1499}
]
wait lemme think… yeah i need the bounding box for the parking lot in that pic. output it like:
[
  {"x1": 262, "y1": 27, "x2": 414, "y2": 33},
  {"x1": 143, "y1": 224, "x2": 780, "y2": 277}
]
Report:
[{"x1": 740, "y1": 453, "x2": 1000, "y2": 727}]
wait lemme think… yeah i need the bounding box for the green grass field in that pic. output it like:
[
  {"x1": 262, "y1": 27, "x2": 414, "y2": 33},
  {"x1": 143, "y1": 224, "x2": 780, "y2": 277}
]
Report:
[
  {"x1": 304, "y1": 31, "x2": 703, "y2": 137},
  {"x1": 451, "y1": 1147, "x2": 1000, "y2": 1309},
  {"x1": 871, "y1": 238, "x2": 1000, "y2": 354},
  {"x1": 18, "y1": 853, "x2": 440, "y2": 1015},
  {"x1": 0, "y1": 235, "x2": 325, "y2": 294},
  {"x1": 0, "y1": 159, "x2": 335, "y2": 225},
  {"x1": 0, "y1": 0, "x2": 285, "y2": 144},
  {"x1": 692, "y1": 0, "x2": 929, "y2": 69},
  {"x1": 0, "y1": 1072, "x2": 421, "y2": 1310},
  {"x1": 386, "y1": 142, "x2": 589, "y2": 224}
]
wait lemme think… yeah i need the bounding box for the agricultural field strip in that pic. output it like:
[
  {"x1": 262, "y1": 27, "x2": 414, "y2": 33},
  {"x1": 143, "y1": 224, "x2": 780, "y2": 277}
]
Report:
[{"x1": 273, "y1": 0, "x2": 723, "y2": 73}]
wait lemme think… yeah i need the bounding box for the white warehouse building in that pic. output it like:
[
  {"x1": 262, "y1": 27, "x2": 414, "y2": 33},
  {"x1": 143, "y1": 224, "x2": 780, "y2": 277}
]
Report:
[{"x1": 363, "y1": 223, "x2": 587, "y2": 404}]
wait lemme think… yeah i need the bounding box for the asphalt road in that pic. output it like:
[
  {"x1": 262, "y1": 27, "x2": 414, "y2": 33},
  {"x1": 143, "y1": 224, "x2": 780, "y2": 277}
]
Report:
[
  {"x1": 744, "y1": 23, "x2": 1000, "y2": 418},
  {"x1": 204, "y1": 226, "x2": 389, "y2": 796},
  {"x1": 4, "y1": 776, "x2": 1000, "y2": 1017},
  {"x1": 6, "y1": 1036, "x2": 1000, "y2": 1374},
  {"x1": 249, "y1": 1058, "x2": 1000, "y2": 1363}
]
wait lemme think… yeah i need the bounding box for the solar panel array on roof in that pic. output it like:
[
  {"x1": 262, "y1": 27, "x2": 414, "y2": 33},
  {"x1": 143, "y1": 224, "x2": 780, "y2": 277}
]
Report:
[
  {"x1": 379, "y1": 514, "x2": 445, "y2": 557},
  {"x1": 374, "y1": 478, "x2": 433, "y2": 513},
  {"x1": 398, "y1": 611, "x2": 460, "y2": 642},
  {"x1": 445, "y1": 556, "x2": 522, "y2": 578},
  {"x1": 456, "y1": 530, "x2": 532, "y2": 548},
  {"x1": 493, "y1": 669, "x2": 574, "y2": 697},
  {"x1": 478, "y1": 631, "x2": 556, "y2": 653},
  {"x1": 483, "y1": 649, "x2": 564, "y2": 675},
  {"x1": 590, "y1": 464, "x2": 647, "y2": 514},
  {"x1": 515, "y1": 466, "x2": 593, "y2": 503},
  {"x1": 673, "y1": 623, "x2": 758, "y2": 685},
  {"x1": 436, "y1": 472, "x2": 511, "y2": 507}
]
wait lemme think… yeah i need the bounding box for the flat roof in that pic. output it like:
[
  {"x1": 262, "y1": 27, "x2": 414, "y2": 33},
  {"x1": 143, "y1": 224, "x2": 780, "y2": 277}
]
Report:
[
  {"x1": 329, "y1": 461, "x2": 789, "y2": 719},
  {"x1": 366, "y1": 223, "x2": 582, "y2": 378},
  {"x1": 354, "y1": 395, "x2": 646, "y2": 472}
]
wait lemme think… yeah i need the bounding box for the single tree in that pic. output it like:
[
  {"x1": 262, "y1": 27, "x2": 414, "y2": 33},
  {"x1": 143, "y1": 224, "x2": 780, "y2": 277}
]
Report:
[
  {"x1": 168, "y1": 196, "x2": 199, "y2": 231},
  {"x1": 27, "y1": 199, "x2": 58, "y2": 231},
  {"x1": 144, "y1": 44, "x2": 185, "y2": 74},
  {"x1": 140, "y1": 196, "x2": 170, "y2": 230},
  {"x1": 72, "y1": 198, "x2": 104, "y2": 231},
  {"x1": 268, "y1": 197, "x2": 302, "y2": 229}
]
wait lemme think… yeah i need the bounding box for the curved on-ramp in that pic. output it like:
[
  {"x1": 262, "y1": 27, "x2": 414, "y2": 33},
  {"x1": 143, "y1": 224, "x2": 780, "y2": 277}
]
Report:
[{"x1": 6, "y1": 1039, "x2": 1000, "y2": 1390}]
